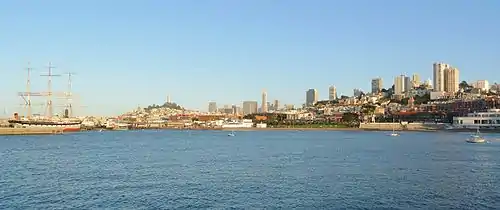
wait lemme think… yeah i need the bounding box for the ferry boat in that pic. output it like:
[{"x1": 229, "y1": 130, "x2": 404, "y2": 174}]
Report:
[
  {"x1": 452, "y1": 109, "x2": 500, "y2": 129},
  {"x1": 221, "y1": 119, "x2": 253, "y2": 128}
]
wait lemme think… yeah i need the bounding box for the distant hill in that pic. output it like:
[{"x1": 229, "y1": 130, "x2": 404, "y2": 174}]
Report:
[{"x1": 145, "y1": 102, "x2": 184, "y2": 111}]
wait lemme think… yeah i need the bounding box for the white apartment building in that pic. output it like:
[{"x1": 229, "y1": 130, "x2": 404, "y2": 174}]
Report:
[{"x1": 472, "y1": 80, "x2": 490, "y2": 91}]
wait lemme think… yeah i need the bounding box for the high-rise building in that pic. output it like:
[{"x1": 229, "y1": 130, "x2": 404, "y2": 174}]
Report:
[
  {"x1": 394, "y1": 75, "x2": 405, "y2": 95},
  {"x1": 433, "y1": 62, "x2": 450, "y2": 92},
  {"x1": 371, "y1": 78, "x2": 383, "y2": 94},
  {"x1": 208, "y1": 102, "x2": 217, "y2": 113},
  {"x1": 306, "y1": 89, "x2": 318, "y2": 106},
  {"x1": 444, "y1": 67, "x2": 459, "y2": 93},
  {"x1": 242, "y1": 101, "x2": 258, "y2": 115},
  {"x1": 404, "y1": 76, "x2": 412, "y2": 92},
  {"x1": 412, "y1": 73, "x2": 421, "y2": 87},
  {"x1": 328, "y1": 85, "x2": 337, "y2": 100},
  {"x1": 273, "y1": 99, "x2": 279, "y2": 111},
  {"x1": 261, "y1": 90, "x2": 268, "y2": 113}
]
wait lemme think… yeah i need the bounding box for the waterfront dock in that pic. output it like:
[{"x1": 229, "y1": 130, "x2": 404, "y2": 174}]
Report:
[{"x1": 0, "y1": 127, "x2": 64, "y2": 135}]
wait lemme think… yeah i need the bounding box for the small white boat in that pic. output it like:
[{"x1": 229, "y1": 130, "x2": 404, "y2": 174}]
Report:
[
  {"x1": 466, "y1": 128, "x2": 485, "y2": 143},
  {"x1": 389, "y1": 119, "x2": 399, "y2": 136},
  {"x1": 228, "y1": 131, "x2": 235, "y2": 136}
]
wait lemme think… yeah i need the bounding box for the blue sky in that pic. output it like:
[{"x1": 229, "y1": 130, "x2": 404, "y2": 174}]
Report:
[{"x1": 1, "y1": 0, "x2": 499, "y2": 116}]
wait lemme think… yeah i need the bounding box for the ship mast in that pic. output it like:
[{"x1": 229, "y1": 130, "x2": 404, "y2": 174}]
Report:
[
  {"x1": 64, "y1": 72, "x2": 76, "y2": 117},
  {"x1": 25, "y1": 63, "x2": 32, "y2": 118},
  {"x1": 40, "y1": 62, "x2": 60, "y2": 118}
]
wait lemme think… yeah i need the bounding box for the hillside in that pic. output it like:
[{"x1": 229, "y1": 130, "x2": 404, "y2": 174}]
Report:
[{"x1": 144, "y1": 102, "x2": 184, "y2": 111}]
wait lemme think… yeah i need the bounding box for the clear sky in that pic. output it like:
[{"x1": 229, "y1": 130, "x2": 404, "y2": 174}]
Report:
[{"x1": 1, "y1": 0, "x2": 499, "y2": 117}]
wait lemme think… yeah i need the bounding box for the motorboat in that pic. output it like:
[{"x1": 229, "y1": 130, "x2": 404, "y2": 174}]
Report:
[{"x1": 228, "y1": 131, "x2": 235, "y2": 136}]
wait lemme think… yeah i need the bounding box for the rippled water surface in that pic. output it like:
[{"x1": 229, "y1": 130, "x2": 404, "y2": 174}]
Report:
[{"x1": 1, "y1": 130, "x2": 500, "y2": 209}]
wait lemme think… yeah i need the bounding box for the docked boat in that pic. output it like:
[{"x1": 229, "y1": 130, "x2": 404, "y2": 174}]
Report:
[
  {"x1": 221, "y1": 119, "x2": 253, "y2": 128},
  {"x1": 8, "y1": 115, "x2": 82, "y2": 132},
  {"x1": 9, "y1": 62, "x2": 83, "y2": 132},
  {"x1": 453, "y1": 109, "x2": 500, "y2": 130}
]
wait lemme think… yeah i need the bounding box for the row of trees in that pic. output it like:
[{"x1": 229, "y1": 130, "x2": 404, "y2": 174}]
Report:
[
  {"x1": 243, "y1": 112, "x2": 362, "y2": 127},
  {"x1": 145, "y1": 102, "x2": 184, "y2": 111}
]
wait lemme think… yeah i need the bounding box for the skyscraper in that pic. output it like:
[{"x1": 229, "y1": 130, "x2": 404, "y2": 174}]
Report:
[
  {"x1": 328, "y1": 85, "x2": 337, "y2": 100},
  {"x1": 404, "y1": 76, "x2": 412, "y2": 92},
  {"x1": 306, "y1": 89, "x2": 318, "y2": 106},
  {"x1": 242, "y1": 101, "x2": 258, "y2": 115},
  {"x1": 433, "y1": 62, "x2": 450, "y2": 92},
  {"x1": 411, "y1": 73, "x2": 421, "y2": 87},
  {"x1": 371, "y1": 78, "x2": 383, "y2": 94},
  {"x1": 444, "y1": 67, "x2": 459, "y2": 93},
  {"x1": 261, "y1": 90, "x2": 268, "y2": 113},
  {"x1": 274, "y1": 99, "x2": 280, "y2": 111},
  {"x1": 394, "y1": 75, "x2": 405, "y2": 95},
  {"x1": 208, "y1": 101, "x2": 217, "y2": 113}
]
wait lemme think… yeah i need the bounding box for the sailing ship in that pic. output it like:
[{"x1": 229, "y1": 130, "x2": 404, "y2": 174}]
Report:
[{"x1": 8, "y1": 63, "x2": 82, "y2": 132}]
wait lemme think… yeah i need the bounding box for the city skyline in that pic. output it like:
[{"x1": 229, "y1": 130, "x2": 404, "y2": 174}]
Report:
[{"x1": 1, "y1": 1, "x2": 499, "y2": 116}]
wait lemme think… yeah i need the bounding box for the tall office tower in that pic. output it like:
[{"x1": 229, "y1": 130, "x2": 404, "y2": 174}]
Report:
[
  {"x1": 306, "y1": 89, "x2": 318, "y2": 106},
  {"x1": 404, "y1": 76, "x2": 412, "y2": 92},
  {"x1": 274, "y1": 100, "x2": 279, "y2": 111},
  {"x1": 231, "y1": 105, "x2": 239, "y2": 115},
  {"x1": 371, "y1": 78, "x2": 383, "y2": 94},
  {"x1": 444, "y1": 67, "x2": 459, "y2": 93},
  {"x1": 242, "y1": 101, "x2": 258, "y2": 115},
  {"x1": 433, "y1": 62, "x2": 450, "y2": 92},
  {"x1": 412, "y1": 73, "x2": 421, "y2": 87},
  {"x1": 394, "y1": 75, "x2": 405, "y2": 95},
  {"x1": 329, "y1": 85, "x2": 337, "y2": 100},
  {"x1": 261, "y1": 90, "x2": 268, "y2": 113},
  {"x1": 208, "y1": 101, "x2": 217, "y2": 113}
]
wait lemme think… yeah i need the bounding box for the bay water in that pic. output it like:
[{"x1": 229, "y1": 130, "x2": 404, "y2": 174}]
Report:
[{"x1": 1, "y1": 130, "x2": 499, "y2": 209}]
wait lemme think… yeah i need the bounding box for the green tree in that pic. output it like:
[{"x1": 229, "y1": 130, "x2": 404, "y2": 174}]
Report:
[
  {"x1": 361, "y1": 104, "x2": 376, "y2": 115},
  {"x1": 341, "y1": 112, "x2": 360, "y2": 126}
]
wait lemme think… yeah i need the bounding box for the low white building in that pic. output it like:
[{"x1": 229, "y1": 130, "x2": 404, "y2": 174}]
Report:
[{"x1": 221, "y1": 119, "x2": 253, "y2": 128}]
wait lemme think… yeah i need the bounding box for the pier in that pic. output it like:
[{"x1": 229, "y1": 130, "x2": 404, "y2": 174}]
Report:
[{"x1": 0, "y1": 127, "x2": 64, "y2": 135}]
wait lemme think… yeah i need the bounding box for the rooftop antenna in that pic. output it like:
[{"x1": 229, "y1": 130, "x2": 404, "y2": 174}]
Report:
[{"x1": 40, "y1": 62, "x2": 61, "y2": 118}]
